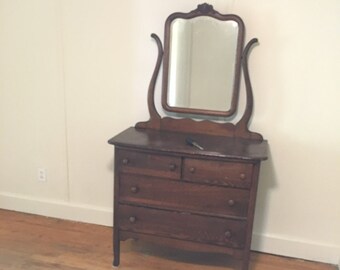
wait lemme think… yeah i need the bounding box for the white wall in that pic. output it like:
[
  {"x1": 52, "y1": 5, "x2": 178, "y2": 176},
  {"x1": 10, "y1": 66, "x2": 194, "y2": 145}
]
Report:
[{"x1": 0, "y1": 0, "x2": 339, "y2": 266}]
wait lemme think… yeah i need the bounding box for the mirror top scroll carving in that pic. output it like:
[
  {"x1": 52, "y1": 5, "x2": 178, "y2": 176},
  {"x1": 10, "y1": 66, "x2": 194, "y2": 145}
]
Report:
[{"x1": 162, "y1": 3, "x2": 245, "y2": 117}]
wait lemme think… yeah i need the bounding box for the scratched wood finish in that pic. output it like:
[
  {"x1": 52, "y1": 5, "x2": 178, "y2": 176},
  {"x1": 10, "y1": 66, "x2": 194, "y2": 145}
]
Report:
[{"x1": 0, "y1": 209, "x2": 336, "y2": 270}]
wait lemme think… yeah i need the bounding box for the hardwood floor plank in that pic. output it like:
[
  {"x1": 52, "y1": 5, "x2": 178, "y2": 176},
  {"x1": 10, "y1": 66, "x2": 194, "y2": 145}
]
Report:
[{"x1": 0, "y1": 209, "x2": 336, "y2": 270}]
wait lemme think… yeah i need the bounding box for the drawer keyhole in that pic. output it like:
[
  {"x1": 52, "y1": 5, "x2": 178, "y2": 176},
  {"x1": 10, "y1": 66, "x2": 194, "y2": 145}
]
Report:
[
  {"x1": 189, "y1": 167, "x2": 196, "y2": 173},
  {"x1": 122, "y1": 158, "x2": 129, "y2": 165},
  {"x1": 129, "y1": 216, "x2": 136, "y2": 223},
  {"x1": 240, "y1": 173, "x2": 246, "y2": 180},
  {"x1": 130, "y1": 186, "x2": 139, "y2": 193}
]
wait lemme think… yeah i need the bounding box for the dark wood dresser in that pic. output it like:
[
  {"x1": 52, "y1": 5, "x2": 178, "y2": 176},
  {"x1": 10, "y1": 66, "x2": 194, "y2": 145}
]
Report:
[
  {"x1": 109, "y1": 127, "x2": 268, "y2": 269},
  {"x1": 108, "y1": 4, "x2": 268, "y2": 269}
]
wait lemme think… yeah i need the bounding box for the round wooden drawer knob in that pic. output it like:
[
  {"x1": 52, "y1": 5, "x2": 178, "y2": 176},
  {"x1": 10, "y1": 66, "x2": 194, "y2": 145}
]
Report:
[
  {"x1": 228, "y1": 200, "x2": 235, "y2": 206},
  {"x1": 189, "y1": 167, "x2": 196, "y2": 173},
  {"x1": 129, "y1": 216, "x2": 136, "y2": 223},
  {"x1": 130, "y1": 186, "x2": 139, "y2": 193},
  {"x1": 224, "y1": 230, "x2": 232, "y2": 239},
  {"x1": 122, "y1": 158, "x2": 129, "y2": 165},
  {"x1": 240, "y1": 173, "x2": 246, "y2": 180},
  {"x1": 169, "y1": 164, "x2": 177, "y2": 171}
]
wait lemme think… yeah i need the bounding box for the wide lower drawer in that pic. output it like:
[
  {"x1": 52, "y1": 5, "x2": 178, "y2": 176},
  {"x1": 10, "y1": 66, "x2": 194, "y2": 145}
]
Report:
[
  {"x1": 183, "y1": 158, "x2": 253, "y2": 189},
  {"x1": 116, "y1": 149, "x2": 181, "y2": 179},
  {"x1": 119, "y1": 174, "x2": 249, "y2": 218},
  {"x1": 118, "y1": 205, "x2": 247, "y2": 248}
]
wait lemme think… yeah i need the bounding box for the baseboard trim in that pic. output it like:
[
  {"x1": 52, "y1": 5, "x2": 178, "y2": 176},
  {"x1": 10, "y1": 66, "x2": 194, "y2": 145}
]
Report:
[
  {"x1": 1, "y1": 192, "x2": 339, "y2": 266},
  {"x1": 252, "y1": 232, "x2": 340, "y2": 266},
  {"x1": 0, "y1": 192, "x2": 113, "y2": 226}
]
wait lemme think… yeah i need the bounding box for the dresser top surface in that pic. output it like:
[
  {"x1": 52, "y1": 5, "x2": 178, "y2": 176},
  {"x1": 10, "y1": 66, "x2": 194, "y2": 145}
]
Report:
[{"x1": 108, "y1": 127, "x2": 268, "y2": 161}]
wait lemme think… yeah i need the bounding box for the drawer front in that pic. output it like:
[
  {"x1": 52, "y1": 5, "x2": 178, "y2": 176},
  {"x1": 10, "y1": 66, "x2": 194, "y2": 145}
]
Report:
[
  {"x1": 119, "y1": 174, "x2": 249, "y2": 218},
  {"x1": 183, "y1": 158, "x2": 253, "y2": 189},
  {"x1": 116, "y1": 149, "x2": 181, "y2": 179},
  {"x1": 118, "y1": 205, "x2": 246, "y2": 248}
]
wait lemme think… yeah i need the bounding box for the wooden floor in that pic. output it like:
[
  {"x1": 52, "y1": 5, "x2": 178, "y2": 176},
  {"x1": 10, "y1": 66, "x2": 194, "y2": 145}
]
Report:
[{"x1": 0, "y1": 209, "x2": 336, "y2": 270}]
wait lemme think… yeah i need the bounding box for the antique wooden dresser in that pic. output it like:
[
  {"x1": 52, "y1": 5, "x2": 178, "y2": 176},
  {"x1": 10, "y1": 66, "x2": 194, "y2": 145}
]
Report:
[{"x1": 108, "y1": 4, "x2": 268, "y2": 270}]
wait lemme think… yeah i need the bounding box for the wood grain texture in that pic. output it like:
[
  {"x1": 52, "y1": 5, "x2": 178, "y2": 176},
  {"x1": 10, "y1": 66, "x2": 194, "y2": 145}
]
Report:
[
  {"x1": 118, "y1": 204, "x2": 247, "y2": 248},
  {"x1": 117, "y1": 149, "x2": 181, "y2": 179},
  {"x1": 119, "y1": 173, "x2": 250, "y2": 218},
  {"x1": 182, "y1": 158, "x2": 253, "y2": 189},
  {"x1": 110, "y1": 129, "x2": 268, "y2": 269},
  {"x1": 109, "y1": 127, "x2": 268, "y2": 161},
  {"x1": 0, "y1": 209, "x2": 336, "y2": 270}
]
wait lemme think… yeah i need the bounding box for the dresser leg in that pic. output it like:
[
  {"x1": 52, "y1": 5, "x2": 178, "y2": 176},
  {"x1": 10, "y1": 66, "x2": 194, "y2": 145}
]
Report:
[
  {"x1": 241, "y1": 262, "x2": 249, "y2": 270},
  {"x1": 241, "y1": 254, "x2": 250, "y2": 270},
  {"x1": 113, "y1": 244, "x2": 120, "y2": 267},
  {"x1": 113, "y1": 229, "x2": 120, "y2": 267}
]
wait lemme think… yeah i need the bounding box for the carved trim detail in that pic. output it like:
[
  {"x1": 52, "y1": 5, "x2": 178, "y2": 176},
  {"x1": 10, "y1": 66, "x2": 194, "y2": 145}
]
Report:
[{"x1": 197, "y1": 3, "x2": 215, "y2": 14}]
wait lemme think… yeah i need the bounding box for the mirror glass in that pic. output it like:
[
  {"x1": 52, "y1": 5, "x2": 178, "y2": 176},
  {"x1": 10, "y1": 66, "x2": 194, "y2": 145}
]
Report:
[{"x1": 166, "y1": 16, "x2": 239, "y2": 113}]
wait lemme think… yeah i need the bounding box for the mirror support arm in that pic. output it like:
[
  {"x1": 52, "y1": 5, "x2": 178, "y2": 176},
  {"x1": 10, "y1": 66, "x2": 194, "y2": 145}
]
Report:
[
  {"x1": 135, "y1": 27, "x2": 263, "y2": 141},
  {"x1": 136, "y1": 34, "x2": 163, "y2": 129},
  {"x1": 235, "y1": 38, "x2": 263, "y2": 141}
]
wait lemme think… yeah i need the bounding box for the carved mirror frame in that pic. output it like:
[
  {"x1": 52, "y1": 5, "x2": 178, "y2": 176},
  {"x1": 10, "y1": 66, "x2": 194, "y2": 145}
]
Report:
[
  {"x1": 136, "y1": 3, "x2": 263, "y2": 141},
  {"x1": 162, "y1": 3, "x2": 244, "y2": 117}
]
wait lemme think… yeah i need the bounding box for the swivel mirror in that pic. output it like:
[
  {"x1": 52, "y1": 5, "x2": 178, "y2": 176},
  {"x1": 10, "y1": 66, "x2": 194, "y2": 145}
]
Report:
[
  {"x1": 162, "y1": 5, "x2": 244, "y2": 116},
  {"x1": 135, "y1": 3, "x2": 262, "y2": 140}
]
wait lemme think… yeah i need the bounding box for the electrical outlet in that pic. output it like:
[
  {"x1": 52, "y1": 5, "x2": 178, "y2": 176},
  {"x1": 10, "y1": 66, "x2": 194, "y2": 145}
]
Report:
[{"x1": 37, "y1": 168, "x2": 47, "y2": 182}]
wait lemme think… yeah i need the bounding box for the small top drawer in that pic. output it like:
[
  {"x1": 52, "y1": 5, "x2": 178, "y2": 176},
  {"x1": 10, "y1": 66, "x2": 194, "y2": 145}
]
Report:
[
  {"x1": 183, "y1": 158, "x2": 253, "y2": 189},
  {"x1": 116, "y1": 149, "x2": 181, "y2": 179}
]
